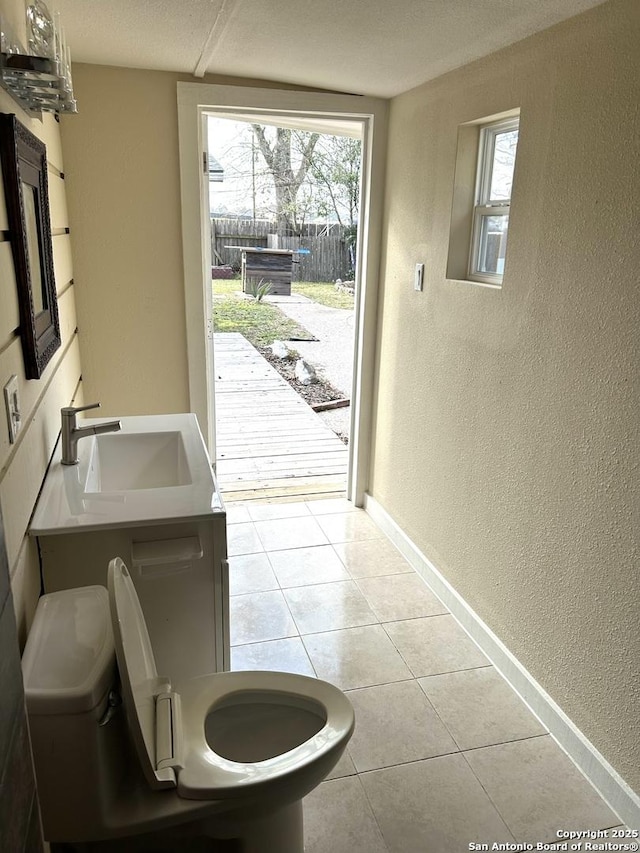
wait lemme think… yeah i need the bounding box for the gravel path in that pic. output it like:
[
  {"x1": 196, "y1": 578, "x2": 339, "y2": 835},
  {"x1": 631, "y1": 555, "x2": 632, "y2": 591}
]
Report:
[{"x1": 266, "y1": 294, "x2": 355, "y2": 438}]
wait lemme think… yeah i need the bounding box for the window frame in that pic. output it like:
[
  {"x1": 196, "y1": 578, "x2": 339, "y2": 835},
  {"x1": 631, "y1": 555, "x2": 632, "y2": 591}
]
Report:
[{"x1": 468, "y1": 116, "x2": 519, "y2": 286}]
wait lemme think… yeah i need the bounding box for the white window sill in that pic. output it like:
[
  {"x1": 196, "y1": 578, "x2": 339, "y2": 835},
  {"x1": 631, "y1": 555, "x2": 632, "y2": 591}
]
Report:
[{"x1": 446, "y1": 277, "x2": 503, "y2": 290}]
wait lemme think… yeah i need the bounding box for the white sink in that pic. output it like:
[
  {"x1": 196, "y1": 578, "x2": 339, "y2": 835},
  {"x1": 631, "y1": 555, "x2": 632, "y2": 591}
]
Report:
[
  {"x1": 85, "y1": 431, "x2": 192, "y2": 493},
  {"x1": 30, "y1": 413, "x2": 223, "y2": 534}
]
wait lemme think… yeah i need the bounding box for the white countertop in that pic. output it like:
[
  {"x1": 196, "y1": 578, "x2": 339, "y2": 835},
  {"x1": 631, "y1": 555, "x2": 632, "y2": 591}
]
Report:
[{"x1": 30, "y1": 413, "x2": 225, "y2": 535}]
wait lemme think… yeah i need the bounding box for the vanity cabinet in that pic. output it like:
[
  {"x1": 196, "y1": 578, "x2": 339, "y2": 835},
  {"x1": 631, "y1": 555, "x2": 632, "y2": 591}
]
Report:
[
  {"x1": 30, "y1": 414, "x2": 230, "y2": 682},
  {"x1": 38, "y1": 517, "x2": 229, "y2": 680}
]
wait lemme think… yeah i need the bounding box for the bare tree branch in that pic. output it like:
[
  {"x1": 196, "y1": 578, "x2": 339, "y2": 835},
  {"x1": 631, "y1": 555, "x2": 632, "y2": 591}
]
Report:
[
  {"x1": 294, "y1": 133, "x2": 320, "y2": 186},
  {"x1": 251, "y1": 124, "x2": 275, "y2": 170}
]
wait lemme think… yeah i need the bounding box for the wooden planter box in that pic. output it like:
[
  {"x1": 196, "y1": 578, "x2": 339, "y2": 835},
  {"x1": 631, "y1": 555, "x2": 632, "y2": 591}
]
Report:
[{"x1": 242, "y1": 249, "x2": 293, "y2": 296}]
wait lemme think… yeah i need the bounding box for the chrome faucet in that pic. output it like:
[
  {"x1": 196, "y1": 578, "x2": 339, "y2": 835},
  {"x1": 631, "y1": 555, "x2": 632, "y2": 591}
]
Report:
[{"x1": 61, "y1": 403, "x2": 122, "y2": 465}]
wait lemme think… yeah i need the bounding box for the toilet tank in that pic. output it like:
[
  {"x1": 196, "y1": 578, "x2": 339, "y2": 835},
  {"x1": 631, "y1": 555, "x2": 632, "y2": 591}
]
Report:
[
  {"x1": 22, "y1": 585, "x2": 115, "y2": 714},
  {"x1": 22, "y1": 585, "x2": 125, "y2": 842}
]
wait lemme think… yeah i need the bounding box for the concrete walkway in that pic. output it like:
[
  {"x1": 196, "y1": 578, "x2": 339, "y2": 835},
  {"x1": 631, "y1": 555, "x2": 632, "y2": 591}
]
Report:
[{"x1": 266, "y1": 293, "x2": 355, "y2": 438}]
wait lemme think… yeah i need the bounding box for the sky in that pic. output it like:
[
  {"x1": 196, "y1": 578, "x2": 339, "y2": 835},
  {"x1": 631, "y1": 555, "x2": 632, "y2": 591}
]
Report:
[
  {"x1": 206, "y1": 116, "x2": 360, "y2": 223},
  {"x1": 207, "y1": 117, "x2": 279, "y2": 218}
]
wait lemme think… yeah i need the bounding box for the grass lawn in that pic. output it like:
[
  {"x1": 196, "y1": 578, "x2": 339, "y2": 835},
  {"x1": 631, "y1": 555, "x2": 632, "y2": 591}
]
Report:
[
  {"x1": 293, "y1": 282, "x2": 354, "y2": 309},
  {"x1": 213, "y1": 279, "x2": 354, "y2": 309},
  {"x1": 213, "y1": 279, "x2": 353, "y2": 348},
  {"x1": 213, "y1": 288, "x2": 313, "y2": 348}
]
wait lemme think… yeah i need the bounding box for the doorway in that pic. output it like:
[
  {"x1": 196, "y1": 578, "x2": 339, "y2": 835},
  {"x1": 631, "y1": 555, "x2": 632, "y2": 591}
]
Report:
[
  {"x1": 208, "y1": 116, "x2": 360, "y2": 501},
  {"x1": 177, "y1": 83, "x2": 388, "y2": 506}
]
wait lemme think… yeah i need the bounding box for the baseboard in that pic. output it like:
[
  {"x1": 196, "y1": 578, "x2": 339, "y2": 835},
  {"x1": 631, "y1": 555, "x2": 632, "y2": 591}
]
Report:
[{"x1": 364, "y1": 493, "x2": 640, "y2": 830}]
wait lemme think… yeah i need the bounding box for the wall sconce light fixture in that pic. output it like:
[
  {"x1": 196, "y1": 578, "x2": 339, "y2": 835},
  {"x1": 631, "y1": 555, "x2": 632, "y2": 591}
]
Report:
[{"x1": 0, "y1": 0, "x2": 77, "y2": 115}]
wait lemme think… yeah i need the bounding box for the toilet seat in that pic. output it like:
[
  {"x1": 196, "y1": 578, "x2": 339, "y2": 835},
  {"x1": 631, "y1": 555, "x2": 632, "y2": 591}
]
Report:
[
  {"x1": 108, "y1": 558, "x2": 354, "y2": 802},
  {"x1": 176, "y1": 669, "x2": 353, "y2": 799}
]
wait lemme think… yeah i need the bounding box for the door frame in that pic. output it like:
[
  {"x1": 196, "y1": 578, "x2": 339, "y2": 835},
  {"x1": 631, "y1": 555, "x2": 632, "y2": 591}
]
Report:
[{"x1": 177, "y1": 82, "x2": 388, "y2": 505}]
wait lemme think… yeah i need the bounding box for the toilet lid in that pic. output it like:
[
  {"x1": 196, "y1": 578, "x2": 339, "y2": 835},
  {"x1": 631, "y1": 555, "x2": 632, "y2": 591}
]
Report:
[{"x1": 107, "y1": 557, "x2": 176, "y2": 790}]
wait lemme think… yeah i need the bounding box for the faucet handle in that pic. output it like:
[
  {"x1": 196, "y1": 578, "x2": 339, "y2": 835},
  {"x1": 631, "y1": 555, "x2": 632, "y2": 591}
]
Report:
[{"x1": 62, "y1": 402, "x2": 101, "y2": 416}]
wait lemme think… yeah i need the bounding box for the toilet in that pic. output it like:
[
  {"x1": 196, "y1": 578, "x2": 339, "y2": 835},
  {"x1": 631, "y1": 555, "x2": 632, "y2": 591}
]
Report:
[{"x1": 22, "y1": 557, "x2": 354, "y2": 852}]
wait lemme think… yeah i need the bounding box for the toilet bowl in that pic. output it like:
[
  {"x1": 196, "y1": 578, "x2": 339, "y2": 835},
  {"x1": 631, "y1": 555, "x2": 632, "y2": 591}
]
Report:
[{"x1": 22, "y1": 557, "x2": 354, "y2": 851}]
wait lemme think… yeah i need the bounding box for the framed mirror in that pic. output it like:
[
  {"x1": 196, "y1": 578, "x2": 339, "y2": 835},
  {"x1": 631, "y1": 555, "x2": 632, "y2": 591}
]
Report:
[{"x1": 0, "y1": 113, "x2": 60, "y2": 379}]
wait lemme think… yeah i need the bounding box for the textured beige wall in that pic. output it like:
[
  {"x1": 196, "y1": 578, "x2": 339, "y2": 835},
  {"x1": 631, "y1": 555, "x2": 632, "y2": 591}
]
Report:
[
  {"x1": 59, "y1": 66, "x2": 190, "y2": 417},
  {"x1": 371, "y1": 0, "x2": 639, "y2": 792},
  {"x1": 60, "y1": 66, "x2": 326, "y2": 418},
  {"x1": 0, "y1": 0, "x2": 82, "y2": 641}
]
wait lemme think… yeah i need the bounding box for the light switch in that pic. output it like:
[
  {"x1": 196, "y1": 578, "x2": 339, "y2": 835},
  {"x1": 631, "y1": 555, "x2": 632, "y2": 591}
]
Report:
[
  {"x1": 4, "y1": 375, "x2": 21, "y2": 444},
  {"x1": 414, "y1": 263, "x2": 424, "y2": 292}
]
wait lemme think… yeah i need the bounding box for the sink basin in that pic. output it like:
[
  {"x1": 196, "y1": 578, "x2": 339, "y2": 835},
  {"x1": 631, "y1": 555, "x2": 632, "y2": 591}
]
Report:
[
  {"x1": 85, "y1": 431, "x2": 192, "y2": 493},
  {"x1": 29, "y1": 413, "x2": 223, "y2": 535}
]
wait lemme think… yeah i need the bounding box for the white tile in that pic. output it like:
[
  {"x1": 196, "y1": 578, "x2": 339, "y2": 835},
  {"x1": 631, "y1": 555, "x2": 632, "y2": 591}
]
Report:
[
  {"x1": 384, "y1": 615, "x2": 489, "y2": 676},
  {"x1": 227, "y1": 522, "x2": 263, "y2": 557},
  {"x1": 224, "y1": 504, "x2": 251, "y2": 524},
  {"x1": 333, "y1": 538, "x2": 412, "y2": 578},
  {"x1": 304, "y1": 776, "x2": 388, "y2": 853},
  {"x1": 418, "y1": 667, "x2": 546, "y2": 750},
  {"x1": 231, "y1": 637, "x2": 315, "y2": 676},
  {"x1": 247, "y1": 501, "x2": 311, "y2": 522},
  {"x1": 284, "y1": 581, "x2": 377, "y2": 634},
  {"x1": 356, "y1": 573, "x2": 448, "y2": 621},
  {"x1": 254, "y1": 516, "x2": 328, "y2": 551},
  {"x1": 303, "y1": 625, "x2": 413, "y2": 690},
  {"x1": 346, "y1": 680, "x2": 458, "y2": 772},
  {"x1": 228, "y1": 552, "x2": 278, "y2": 595},
  {"x1": 315, "y1": 511, "x2": 381, "y2": 543},
  {"x1": 306, "y1": 498, "x2": 358, "y2": 515},
  {"x1": 230, "y1": 590, "x2": 297, "y2": 645},
  {"x1": 464, "y1": 736, "x2": 619, "y2": 843},
  {"x1": 361, "y1": 754, "x2": 514, "y2": 853},
  {"x1": 268, "y1": 544, "x2": 350, "y2": 588}
]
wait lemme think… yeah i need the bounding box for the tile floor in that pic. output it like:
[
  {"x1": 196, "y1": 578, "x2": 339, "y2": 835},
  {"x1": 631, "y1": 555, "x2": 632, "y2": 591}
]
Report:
[{"x1": 226, "y1": 498, "x2": 621, "y2": 852}]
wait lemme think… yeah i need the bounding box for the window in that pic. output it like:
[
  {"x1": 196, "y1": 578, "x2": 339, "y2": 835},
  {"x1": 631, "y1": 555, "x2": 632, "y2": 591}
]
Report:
[{"x1": 468, "y1": 117, "x2": 519, "y2": 284}]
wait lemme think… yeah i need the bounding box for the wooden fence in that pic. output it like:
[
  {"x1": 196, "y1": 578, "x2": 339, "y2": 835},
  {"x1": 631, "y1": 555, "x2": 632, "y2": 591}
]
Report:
[{"x1": 211, "y1": 218, "x2": 351, "y2": 282}]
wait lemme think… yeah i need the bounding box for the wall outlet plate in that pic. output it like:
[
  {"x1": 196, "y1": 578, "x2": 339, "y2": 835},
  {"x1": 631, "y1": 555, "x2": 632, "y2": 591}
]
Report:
[{"x1": 4, "y1": 375, "x2": 21, "y2": 444}]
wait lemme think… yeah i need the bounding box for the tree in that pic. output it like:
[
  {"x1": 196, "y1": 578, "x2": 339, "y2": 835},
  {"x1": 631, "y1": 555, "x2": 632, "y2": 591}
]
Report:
[
  {"x1": 251, "y1": 125, "x2": 320, "y2": 236},
  {"x1": 308, "y1": 135, "x2": 361, "y2": 273},
  {"x1": 310, "y1": 136, "x2": 361, "y2": 229}
]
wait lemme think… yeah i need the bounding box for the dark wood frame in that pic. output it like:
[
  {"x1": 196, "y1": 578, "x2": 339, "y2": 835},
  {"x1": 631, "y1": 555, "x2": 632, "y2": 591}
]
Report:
[{"x1": 0, "y1": 113, "x2": 60, "y2": 379}]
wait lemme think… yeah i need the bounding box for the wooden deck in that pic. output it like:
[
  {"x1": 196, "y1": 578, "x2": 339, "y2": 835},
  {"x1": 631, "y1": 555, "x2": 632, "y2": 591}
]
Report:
[{"x1": 214, "y1": 333, "x2": 348, "y2": 502}]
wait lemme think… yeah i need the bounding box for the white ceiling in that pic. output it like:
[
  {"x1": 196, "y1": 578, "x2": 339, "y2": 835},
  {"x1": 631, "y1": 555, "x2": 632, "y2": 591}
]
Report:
[{"x1": 56, "y1": 0, "x2": 608, "y2": 98}]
